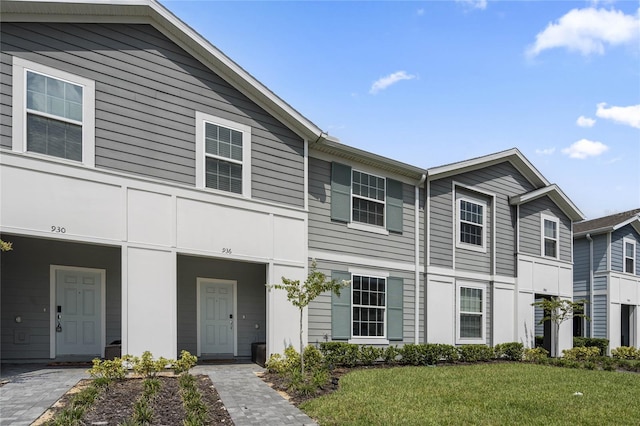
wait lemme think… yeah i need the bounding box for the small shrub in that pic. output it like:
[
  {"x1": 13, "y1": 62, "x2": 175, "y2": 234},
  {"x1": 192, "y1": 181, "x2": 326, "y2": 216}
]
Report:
[
  {"x1": 359, "y1": 346, "x2": 383, "y2": 366},
  {"x1": 563, "y1": 346, "x2": 600, "y2": 361},
  {"x1": 524, "y1": 347, "x2": 549, "y2": 362},
  {"x1": 311, "y1": 368, "x2": 330, "y2": 388},
  {"x1": 494, "y1": 342, "x2": 524, "y2": 361},
  {"x1": 436, "y1": 344, "x2": 459, "y2": 363},
  {"x1": 265, "y1": 353, "x2": 286, "y2": 374},
  {"x1": 303, "y1": 345, "x2": 325, "y2": 371},
  {"x1": 399, "y1": 344, "x2": 424, "y2": 366},
  {"x1": 601, "y1": 357, "x2": 616, "y2": 371},
  {"x1": 383, "y1": 345, "x2": 400, "y2": 365},
  {"x1": 319, "y1": 342, "x2": 359, "y2": 367},
  {"x1": 458, "y1": 345, "x2": 493, "y2": 363},
  {"x1": 574, "y1": 337, "x2": 609, "y2": 356},
  {"x1": 172, "y1": 350, "x2": 197, "y2": 375},
  {"x1": 611, "y1": 346, "x2": 640, "y2": 360},
  {"x1": 88, "y1": 357, "x2": 127, "y2": 381},
  {"x1": 583, "y1": 361, "x2": 596, "y2": 370}
]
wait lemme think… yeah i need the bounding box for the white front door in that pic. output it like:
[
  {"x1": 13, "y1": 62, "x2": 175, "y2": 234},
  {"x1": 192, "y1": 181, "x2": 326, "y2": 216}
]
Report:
[
  {"x1": 199, "y1": 280, "x2": 235, "y2": 355},
  {"x1": 55, "y1": 268, "x2": 102, "y2": 356}
]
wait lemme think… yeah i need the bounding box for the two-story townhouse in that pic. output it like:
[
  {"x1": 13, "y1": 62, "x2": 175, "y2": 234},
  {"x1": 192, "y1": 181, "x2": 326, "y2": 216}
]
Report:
[
  {"x1": 306, "y1": 139, "x2": 426, "y2": 347},
  {"x1": 573, "y1": 209, "x2": 640, "y2": 350},
  {"x1": 0, "y1": 0, "x2": 336, "y2": 361},
  {"x1": 424, "y1": 149, "x2": 584, "y2": 356}
]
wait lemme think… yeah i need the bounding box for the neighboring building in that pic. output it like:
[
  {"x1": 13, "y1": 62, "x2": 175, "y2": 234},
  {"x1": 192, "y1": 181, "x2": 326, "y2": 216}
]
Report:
[
  {"x1": 573, "y1": 209, "x2": 640, "y2": 350},
  {"x1": 0, "y1": 0, "x2": 586, "y2": 363},
  {"x1": 423, "y1": 150, "x2": 584, "y2": 356}
]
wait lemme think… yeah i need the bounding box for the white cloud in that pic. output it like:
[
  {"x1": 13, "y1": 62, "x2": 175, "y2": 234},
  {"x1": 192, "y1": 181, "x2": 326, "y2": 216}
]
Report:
[
  {"x1": 595, "y1": 103, "x2": 640, "y2": 128},
  {"x1": 535, "y1": 147, "x2": 556, "y2": 155},
  {"x1": 562, "y1": 139, "x2": 609, "y2": 159},
  {"x1": 576, "y1": 115, "x2": 596, "y2": 127},
  {"x1": 369, "y1": 71, "x2": 416, "y2": 95},
  {"x1": 456, "y1": 0, "x2": 488, "y2": 10},
  {"x1": 526, "y1": 7, "x2": 640, "y2": 57}
]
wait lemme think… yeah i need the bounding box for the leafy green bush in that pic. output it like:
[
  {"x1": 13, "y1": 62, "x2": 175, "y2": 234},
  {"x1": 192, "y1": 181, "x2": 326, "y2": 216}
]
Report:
[
  {"x1": 125, "y1": 351, "x2": 169, "y2": 378},
  {"x1": 524, "y1": 347, "x2": 549, "y2": 362},
  {"x1": 601, "y1": 357, "x2": 616, "y2": 371},
  {"x1": 573, "y1": 337, "x2": 609, "y2": 356},
  {"x1": 172, "y1": 350, "x2": 197, "y2": 375},
  {"x1": 436, "y1": 344, "x2": 460, "y2": 363},
  {"x1": 88, "y1": 357, "x2": 127, "y2": 381},
  {"x1": 494, "y1": 342, "x2": 524, "y2": 361},
  {"x1": 303, "y1": 345, "x2": 325, "y2": 371},
  {"x1": 359, "y1": 346, "x2": 383, "y2": 366},
  {"x1": 265, "y1": 346, "x2": 302, "y2": 374},
  {"x1": 399, "y1": 344, "x2": 425, "y2": 365},
  {"x1": 562, "y1": 346, "x2": 600, "y2": 361},
  {"x1": 319, "y1": 342, "x2": 359, "y2": 367},
  {"x1": 383, "y1": 345, "x2": 400, "y2": 365},
  {"x1": 458, "y1": 345, "x2": 493, "y2": 363},
  {"x1": 611, "y1": 346, "x2": 640, "y2": 360}
]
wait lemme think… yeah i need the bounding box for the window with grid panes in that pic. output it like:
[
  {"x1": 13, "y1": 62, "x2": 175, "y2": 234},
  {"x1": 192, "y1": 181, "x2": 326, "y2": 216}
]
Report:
[
  {"x1": 624, "y1": 238, "x2": 636, "y2": 274},
  {"x1": 459, "y1": 199, "x2": 484, "y2": 246},
  {"x1": 352, "y1": 170, "x2": 385, "y2": 227},
  {"x1": 204, "y1": 122, "x2": 243, "y2": 194},
  {"x1": 543, "y1": 217, "x2": 559, "y2": 258},
  {"x1": 352, "y1": 275, "x2": 386, "y2": 337},
  {"x1": 459, "y1": 287, "x2": 483, "y2": 339}
]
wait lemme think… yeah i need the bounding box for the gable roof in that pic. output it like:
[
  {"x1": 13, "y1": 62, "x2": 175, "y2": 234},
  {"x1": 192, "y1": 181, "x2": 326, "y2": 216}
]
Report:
[
  {"x1": 574, "y1": 208, "x2": 640, "y2": 237},
  {"x1": 509, "y1": 184, "x2": 585, "y2": 222},
  {"x1": 0, "y1": 0, "x2": 332, "y2": 144}
]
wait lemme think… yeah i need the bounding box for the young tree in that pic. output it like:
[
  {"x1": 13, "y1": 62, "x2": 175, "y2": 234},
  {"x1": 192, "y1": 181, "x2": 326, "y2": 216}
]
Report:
[
  {"x1": 270, "y1": 260, "x2": 349, "y2": 375},
  {"x1": 532, "y1": 297, "x2": 588, "y2": 357}
]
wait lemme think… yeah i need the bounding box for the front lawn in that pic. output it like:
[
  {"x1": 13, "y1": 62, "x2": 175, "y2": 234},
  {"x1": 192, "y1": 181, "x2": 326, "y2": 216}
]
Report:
[{"x1": 300, "y1": 363, "x2": 640, "y2": 425}]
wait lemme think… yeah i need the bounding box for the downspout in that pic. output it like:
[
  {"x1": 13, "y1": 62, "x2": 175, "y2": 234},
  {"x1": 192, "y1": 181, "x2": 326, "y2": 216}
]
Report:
[
  {"x1": 415, "y1": 173, "x2": 426, "y2": 344},
  {"x1": 586, "y1": 233, "x2": 594, "y2": 338}
]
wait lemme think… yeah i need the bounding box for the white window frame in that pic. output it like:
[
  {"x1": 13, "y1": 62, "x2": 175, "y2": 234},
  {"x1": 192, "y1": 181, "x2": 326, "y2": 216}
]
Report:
[
  {"x1": 456, "y1": 281, "x2": 486, "y2": 344},
  {"x1": 623, "y1": 237, "x2": 636, "y2": 275},
  {"x1": 541, "y1": 214, "x2": 560, "y2": 260},
  {"x1": 195, "y1": 112, "x2": 251, "y2": 197},
  {"x1": 456, "y1": 197, "x2": 487, "y2": 253},
  {"x1": 349, "y1": 271, "x2": 388, "y2": 343},
  {"x1": 12, "y1": 56, "x2": 95, "y2": 167},
  {"x1": 349, "y1": 169, "x2": 387, "y2": 230}
]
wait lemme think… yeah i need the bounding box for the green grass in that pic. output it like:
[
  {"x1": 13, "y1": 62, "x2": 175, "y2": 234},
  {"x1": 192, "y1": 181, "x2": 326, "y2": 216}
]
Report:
[{"x1": 300, "y1": 363, "x2": 640, "y2": 425}]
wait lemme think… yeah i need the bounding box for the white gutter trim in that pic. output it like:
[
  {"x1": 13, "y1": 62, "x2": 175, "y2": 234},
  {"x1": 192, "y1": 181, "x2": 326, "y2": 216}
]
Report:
[{"x1": 414, "y1": 174, "x2": 426, "y2": 344}]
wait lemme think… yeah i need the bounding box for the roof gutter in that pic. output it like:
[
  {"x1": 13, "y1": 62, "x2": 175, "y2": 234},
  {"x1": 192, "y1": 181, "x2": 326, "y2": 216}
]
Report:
[
  {"x1": 586, "y1": 233, "x2": 594, "y2": 338},
  {"x1": 414, "y1": 173, "x2": 426, "y2": 344}
]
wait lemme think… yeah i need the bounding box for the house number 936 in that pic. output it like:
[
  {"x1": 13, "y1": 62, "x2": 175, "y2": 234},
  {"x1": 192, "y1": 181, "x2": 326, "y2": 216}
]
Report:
[
  {"x1": 222, "y1": 248, "x2": 232, "y2": 254},
  {"x1": 51, "y1": 226, "x2": 66, "y2": 233}
]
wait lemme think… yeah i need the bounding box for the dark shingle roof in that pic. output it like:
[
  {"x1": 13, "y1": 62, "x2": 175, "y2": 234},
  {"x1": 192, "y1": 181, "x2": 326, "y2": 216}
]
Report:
[{"x1": 574, "y1": 208, "x2": 640, "y2": 234}]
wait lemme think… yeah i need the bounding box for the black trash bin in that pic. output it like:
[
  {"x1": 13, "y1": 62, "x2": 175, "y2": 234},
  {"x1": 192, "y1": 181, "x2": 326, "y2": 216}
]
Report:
[{"x1": 251, "y1": 342, "x2": 266, "y2": 367}]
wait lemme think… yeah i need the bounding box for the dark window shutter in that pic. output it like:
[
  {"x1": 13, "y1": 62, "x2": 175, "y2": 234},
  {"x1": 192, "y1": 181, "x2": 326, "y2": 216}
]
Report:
[
  {"x1": 331, "y1": 271, "x2": 352, "y2": 340},
  {"x1": 331, "y1": 162, "x2": 351, "y2": 222},
  {"x1": 386, "y1": 179, "x2": 403, "y2": 233},
  {"x1": 387, "y1": 277, "x2": 403, "y2": 341}
]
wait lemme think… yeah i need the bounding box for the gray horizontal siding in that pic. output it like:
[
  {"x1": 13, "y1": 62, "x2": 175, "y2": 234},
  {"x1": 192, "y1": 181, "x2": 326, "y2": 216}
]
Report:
[
  {"x1": 0, "y1": 235, "x2": 121, "y2": 360},
  {"x1": 611, "y1": 226, "x2": 640, "y2": 275},
  {"x1": 455, "y1": 189, "x2": 492, "y2": 275},
  {"x1": 0, "y1": 52, "x2": 12, "y2": 148},
  {"x1": 593, "y1": 234, "x2": 608, "y2": 272},
  {"x1": 592, "y1": 295, "x2": 607, "y2": 339},
  {"x1": 429, "y1": 161, "x2": 535, "y2": 276},
  {"x1": 593, "y1": 275, "x2": 608, "y2": 292},
  {"x1": 573, "y1": 238, "x2": 589, "y2": 293},
  {"x1": 308, "y1": 157, "x2": 423, "y2": 264},
  {"x1": 1, "y1": 22, "x2": 304, "y2": 207},
  {"x1": 307, "y1": 259, "x2": 422, "y2": 346},
  {"x1": 519, "y1": 195, "x2": 572, "y2": 262}
]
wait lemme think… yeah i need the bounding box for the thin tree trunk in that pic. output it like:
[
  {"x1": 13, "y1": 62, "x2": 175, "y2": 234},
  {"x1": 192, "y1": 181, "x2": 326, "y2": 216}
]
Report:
[{"x1": 300, "y1": 308, "x2": 304, "y2": 375}]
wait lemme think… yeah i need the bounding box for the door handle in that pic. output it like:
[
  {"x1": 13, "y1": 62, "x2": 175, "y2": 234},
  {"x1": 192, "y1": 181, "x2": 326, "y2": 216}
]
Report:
[{"x1": 229, "y1": 319, "x2": 233, "y2": 330}]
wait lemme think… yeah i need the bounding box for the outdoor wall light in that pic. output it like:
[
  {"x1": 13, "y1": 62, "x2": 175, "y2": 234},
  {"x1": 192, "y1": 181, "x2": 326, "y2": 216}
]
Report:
[
  {"x1": 15, "y1": 316, "x2": 22, "y2": 323},
  {"x1": 254, "y1": 323, "x2": 260, "y2": 329}
]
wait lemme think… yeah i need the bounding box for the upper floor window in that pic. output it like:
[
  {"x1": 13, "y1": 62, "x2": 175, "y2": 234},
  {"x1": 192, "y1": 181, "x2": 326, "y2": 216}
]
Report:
[
  {"x1": 541, "y1": 215, "x2": 559, "y2": 259},
  {"x1": 457, "y1": 197, "x2": 486, "y2": 252},
  {"x1": 12, "y1": 57, "x2": 95, "y2": 166},
  {"x1": 624, "y1": 238, "x2": 636, "y2": 274},
  {"x1": 352, "y1": 275, "x2": 386, "y2": 338},
  {"x1": 330, "y1": 162, "x2": 403, "y2": 234},
  {"x1": 352, "y1": 170, "x2": 385, "y2": 227},
  {"x1": 457, "y1": 283, "x2": 485, "y2": 344},
  {"x1": 195, "y1": 112, "x2": 251, "y2": 197}
]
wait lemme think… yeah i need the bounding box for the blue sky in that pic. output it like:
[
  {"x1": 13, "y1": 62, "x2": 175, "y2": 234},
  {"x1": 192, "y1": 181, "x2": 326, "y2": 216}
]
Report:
[{"x1": 162, "y1": 0, "x2": 640, "y2": 220}]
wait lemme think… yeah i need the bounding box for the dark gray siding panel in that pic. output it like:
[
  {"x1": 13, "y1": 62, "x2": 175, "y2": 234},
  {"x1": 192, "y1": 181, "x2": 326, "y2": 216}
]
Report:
[
  {"x1": 519, "y1": 196, "x2": 572, "y2": 262},
  {"x1": 1, "y1": 23, "x2": 304, "y2": 207},
  {"x1": 611, "y1": 226, "x2": 640, "y2": 274},
  {"x1": 593, "y1": 295, "x2": 607, "y2": 339},
  {"x1": 176, "y1": 255, "x2": 266, "y2": 358},
  {"x1": 593, "y1": 234, "x2": 608, "y2": 272},
  {"x1": 593, "y1": 275, "x2": 608, "y2": 292},
  {"x1": 308, "y1": 157, "x2": 422, "y2": 264},
  {"x1": 455, "y1": 188, "x2": 492, "y2": 275},
  {"x1": 429, "y1": 161, "x2": 535, "y2": 276},
  {"x1": 0, "y1": 52, "x2": 11, "y2": 148},
  {"x1": 573, "y1": 238, "x2": 589, "y2": 293},
  {"x1": 307, "y1": 259, "x2": 422, "y2": 345},
  {"x1": 0, "y1": 235, "x2": 121, "y2": 360}
]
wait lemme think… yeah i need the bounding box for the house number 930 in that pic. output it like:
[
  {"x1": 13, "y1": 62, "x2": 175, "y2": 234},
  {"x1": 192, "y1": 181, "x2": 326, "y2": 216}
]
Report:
[
  {"x1": 222, "y1": 248, "x2": 232, "y2": 254},
  {"x1": 51, "y1": 226, "x2": 66, "y2": 233}
]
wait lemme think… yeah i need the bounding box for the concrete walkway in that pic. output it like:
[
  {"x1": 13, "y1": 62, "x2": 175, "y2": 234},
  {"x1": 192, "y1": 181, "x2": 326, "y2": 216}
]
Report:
[{"x1": 0, "y1": 363, "x2": 316, "y2": 426}]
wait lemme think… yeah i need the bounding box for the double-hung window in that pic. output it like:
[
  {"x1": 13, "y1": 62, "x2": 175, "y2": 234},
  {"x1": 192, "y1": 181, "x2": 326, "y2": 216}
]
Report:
[
  {"x1": 457, "y1": 197, "x2": 486, "y2": 251},
  {"x1": 195, "y1": 112, "x2": 251, "y2": 197},
  {"x1": 624, "y1": 238, "x2": 636, "y2": 274},
  {"x1": 457, "y1": 284, "x2": 485, "y2": 343},
  {"x1": 352, "y1": 275, "x2": 386, "y2": 338},
  {"x1": 541, "y1": 215, "x2": 559, "y2": 259},
  {"x1": 12, "y1": 57, "x2": 95, "y2": 166},
  {"x1": 352, "y1": 170, "x2": 385, "y2": 227}
]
